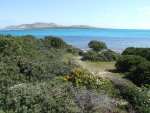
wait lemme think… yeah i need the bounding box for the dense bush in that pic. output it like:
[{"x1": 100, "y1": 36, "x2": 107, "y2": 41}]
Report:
[
  {"x1": 82, "y1": 49, "x2": 119, "y2": 61},
  {"x1": 1, "y1": 82, "x2": 80, "y2": 113},
  {"x1": 115, "y1": 55, "x2": 147, "y2": 73},
  {"x1": 0, "y1": 35, "x2": 72, "y2": 79},
  {"x1": 44, "y1": 36, "x2": 66, "y2": 48},
  {"x1": 0, "y1": 35, "x2": 73, "y2": 113},
  {"x1": 16, "y1": 35, "x2": 40, "y2": 58},
  {"x1": 88, "y1": 40, "x2": 107, "y2": 52},
  {"x1": 82, "y1": 50, "x2": 97, "y2": 61},
  {"x1": 82, "y1": 40, "x2": 119, "y2": 61},
  {"x1": 0, "y1": 35, "x2": 73, "y2": 112},
  {"x1": 2, "y1": 34, "x2": 149, "y2": 113},
  {"x1": 117, "y1": 83, "x2": 150, "y2": 113},
  {"x1": 0, "y1": 35, "x2": 116, "y2": 113},
  {"x1": 122, "y1": 47, "x2": 150, "y2": 61},
  {"x1": 126, "y1": 62, "x2": 150, "y2": 86},
  {"x1": 63, "y1": 68, "x2": 113, "y2": 93},
  {"x1": 1, "y1": 79, "x2": 116, "y2": 113},
  {"x1": 66, "y1": 45, "x2": 81, "y2": 55},
  {"x1": 115, "y1": 54, "x2": 150, "y2": 86},
  {"x1": 0, "y1": 35, "x2": 21, "y2": 56}
]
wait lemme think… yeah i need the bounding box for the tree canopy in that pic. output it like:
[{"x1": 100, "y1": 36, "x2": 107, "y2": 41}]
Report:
[
  {"x1": 44, "y1": 36, "x2": 66, "y2": 48},
  {"x1": 88, "y1": 40, "x2": 107, "y2": 52}
]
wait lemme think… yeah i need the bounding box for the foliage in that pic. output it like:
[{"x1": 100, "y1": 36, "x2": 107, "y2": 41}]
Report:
[
  {"x1": 82, "y1": 40, "x2": 119, "y2": 61},
  {"x1": 88, "y1": 40, "x2": 107, "y2": 52},
  {"x1": 122, "y1": 47, "x2": 150, "y2": 61},
  {"x1": 115, "y1": 50, "x2": 150, "y2": 112},
  {"x1": 63, "y1": 68, "x2": 113, "y2": 93},
  {"x1": 115, "y1": 54, "x2": 150, "y2": 86},
  {"x1": 1, "y1": 79, "x2": 116, "y2": 113},
  {"x1": 1, "y1": 82, "x2": 81, "y2": 113},
  {"x1": 82, "y1": 50, "x2": 98, "y2": 61},
  {"x1": 0, "y1": 35, "x2": 115, "y2": 113},
  {"x1": 0, "y1": 35, "x2": 72, "y2": 82},
  {"x1": 0, "y1": 35, "x2": 21, "y2": 56},
  {"x1": 44, "y1": 36, "x2": 66, "y2": 48},
  {"x1": 1, "y1": 34, "x2": 149, "y2": 113},
  {"x1": 16, "y1": 35, "x2": 40, "y2": 58},
  {"x1": 66, "y1": 45, "x2": 81, "y2": 55},
  {"x1": 117, "y1": 83, "x2": 150, "y2": 113},
  {"x1": 126, "y1": 62, "x2": 150, "y2": 86},
  {"x1": 0, "y1": 35, "x2": 74, "y2": 112},
  {"x1": 115, "y1": 55, "x2": 147, "y2": 73},
  {"x1": 82, "y1": 49, "x2": 119, "y2": 61}
]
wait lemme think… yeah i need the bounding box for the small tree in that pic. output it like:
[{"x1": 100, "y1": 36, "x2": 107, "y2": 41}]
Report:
[
  {"x1": 88, "y1": 40, "x2": 107, "y2": 52},
  {"x1": 44, "y1": 36, "x2": 66, "y2": 48}
]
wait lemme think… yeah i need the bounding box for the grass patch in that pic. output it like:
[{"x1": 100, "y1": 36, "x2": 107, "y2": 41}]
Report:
[
  {"x1": 82, "y1": 61, "x2": 115, "y2": 72},
  {"x1": 63, "y1": 53, "x2": 76, "y2": 63}
]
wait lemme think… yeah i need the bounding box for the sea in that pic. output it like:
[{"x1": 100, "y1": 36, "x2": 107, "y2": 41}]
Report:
[{"x1": 1, "y1": 29, "x2": 150, "y2": 52}]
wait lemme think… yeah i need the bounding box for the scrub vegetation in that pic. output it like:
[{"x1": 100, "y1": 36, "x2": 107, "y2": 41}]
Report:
[{"x1": 0, "y1": 35, "x2": 149, "y2": 113}]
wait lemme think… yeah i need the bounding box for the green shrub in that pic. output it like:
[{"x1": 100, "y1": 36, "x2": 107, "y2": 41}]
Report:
[
  {"x1": 1, "y1": 35, "x2": 141, "y2": 113},
  {"x1": 66, "y1": 45, "x2": 81, "y2": 55},
  {"x1": 115, "y1": 55, "x2": 147, "y2": 72},
  {"x1": 119, "y1": 85, "x2": 150, "y2": 113},
  {"x1": 88, "y1": 40, "x2": 107, "y2": 52},
  {"x1": 16, "y1": 35, "x2": 40, "y2": 58},
  {"x1": 122, "y1": 47, "x2": 150, "y2": 61},
  {"x1": 115, "y1": 54, "x2": 150, "y2": 86},
  {"x1": 126, "y1": 62, "x2": 150, "y2": 86},
  {"x1": 0, "y1": 36, "x2": 21, "y2": 56},
  {"x1": 82, "y1": 49, "x2": 119, "y2": 61},
  {"x1": 1, "y1": 79, "x2": 115, "y2": 113},
  {"x1": 0, "y1": 35, "x2": 74, "y2": 95},
  {"x1": 82, "y1": 50, "x2": 98, "y2": 61},
  {"x1": 63, "y1": 68, "x2": 113, "y2": 93},
  {"x1": 17, "y1": 58, "x2": 33, "y2": 82},
  {"x1": 44, "y1": 36, "x2": 66, "y2": 48},
  {"x1": 2, "y1": 82, "x2": 80, "y2": 113}
]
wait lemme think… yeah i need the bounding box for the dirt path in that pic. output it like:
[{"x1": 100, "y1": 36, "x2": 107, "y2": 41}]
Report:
[
  {"x1": 76, "y1": 56, "x2": 116, "y2": 79},
  {"x1": 75, "y1": 56, "x2": 129, "y2": 83},
  {"x1": 76, "y1": 56, "x2": 96, "y2": 75}
]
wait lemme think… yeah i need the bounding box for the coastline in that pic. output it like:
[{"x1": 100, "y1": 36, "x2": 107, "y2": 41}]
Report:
[{"x1": 1, "y1": 29, "x2": 150, "y2": 52}]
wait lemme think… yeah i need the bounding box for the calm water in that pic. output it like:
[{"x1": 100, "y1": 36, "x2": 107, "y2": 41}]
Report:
[{"x1": 1, "y1": 29, "x2": 150, "y2": 51}]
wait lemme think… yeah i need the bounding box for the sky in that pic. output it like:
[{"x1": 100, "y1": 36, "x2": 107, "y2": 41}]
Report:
[{"x1": 1, "y1": 0, "x2": 150, "y2": 29}]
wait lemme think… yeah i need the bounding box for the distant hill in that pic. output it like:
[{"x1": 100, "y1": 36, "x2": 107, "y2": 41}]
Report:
[{"x1": 2, "y1": 22, "x2": 98, "y2": 30}]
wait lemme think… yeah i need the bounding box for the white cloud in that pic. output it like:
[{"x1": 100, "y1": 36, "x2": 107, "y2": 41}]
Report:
[{"x1": 137, "y1": 6, "x2": 150, "y2": 11}]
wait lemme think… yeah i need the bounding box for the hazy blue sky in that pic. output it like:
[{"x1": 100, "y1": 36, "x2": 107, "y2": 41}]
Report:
[{"x1": 1, "y1": 0, "x2": 150, "y2": 29}]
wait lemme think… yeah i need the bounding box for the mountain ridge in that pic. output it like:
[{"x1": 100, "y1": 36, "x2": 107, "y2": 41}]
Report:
[{"x1": 2, "y1": 22, "x2": 98, "y2": 30}]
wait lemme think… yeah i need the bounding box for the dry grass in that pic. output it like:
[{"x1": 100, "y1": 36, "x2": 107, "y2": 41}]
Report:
[{"x1": 83, "y1": 61, "x2": 116, "y2": 72}]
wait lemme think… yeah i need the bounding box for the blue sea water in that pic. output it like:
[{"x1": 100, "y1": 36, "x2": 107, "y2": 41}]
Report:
[{"x1": 0, "y1": 29, "x2": 150, "y2": 51}]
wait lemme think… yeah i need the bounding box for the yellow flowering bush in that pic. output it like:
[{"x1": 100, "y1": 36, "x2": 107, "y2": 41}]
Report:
[{"x1": 63, "y1": 68, "x2": 113, "y2": 93}]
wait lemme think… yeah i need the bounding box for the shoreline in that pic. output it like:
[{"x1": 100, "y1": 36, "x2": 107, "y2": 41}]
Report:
[{"x1": 81, "y1": 48, "x2": 122, "y2": 53}]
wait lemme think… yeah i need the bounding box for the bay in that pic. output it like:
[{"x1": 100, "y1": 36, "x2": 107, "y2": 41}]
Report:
[{"x1": 1, "y1": 29, "x2": 150, "y2": 51}]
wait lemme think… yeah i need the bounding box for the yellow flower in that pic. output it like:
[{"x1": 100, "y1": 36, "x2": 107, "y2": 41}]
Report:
[{"x1": 63, "y1": 75, "x2": 70, "y2": 82}]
